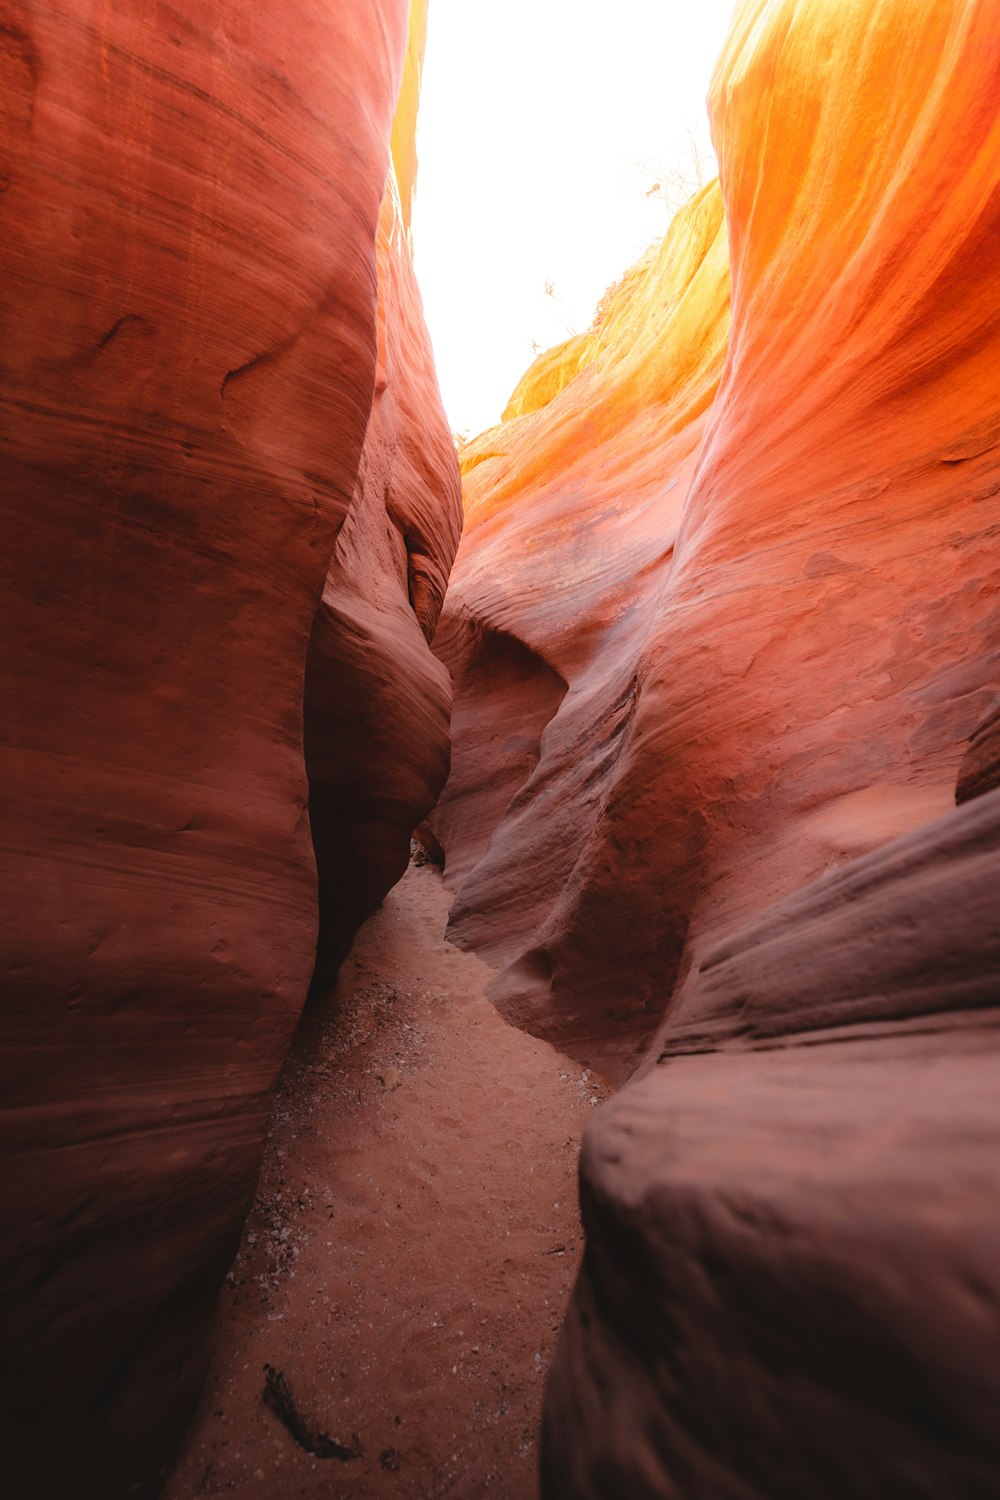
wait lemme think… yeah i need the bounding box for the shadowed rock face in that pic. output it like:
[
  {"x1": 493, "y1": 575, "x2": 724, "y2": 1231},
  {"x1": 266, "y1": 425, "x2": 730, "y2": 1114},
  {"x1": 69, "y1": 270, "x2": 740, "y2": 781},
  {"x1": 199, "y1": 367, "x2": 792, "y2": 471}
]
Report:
[
  {"x1": 305, "y1": 7, "x2": 462, "y2": 985},
  {"x1": 431, "y1": 0, "x2": 1000, "y2": 1491},
  {"x1": 956, "y1": 697, "x2": 1000, "y2": 805},
  {"x1": 0, "y1": 3, "x2": 457, "y2": 1496},
  {"x1": 543, "y1": 789, "x2": 1000, "y2": 1500},
  {"x1": 433, "y1": 181, "x2": 732, "y2": 1074}
]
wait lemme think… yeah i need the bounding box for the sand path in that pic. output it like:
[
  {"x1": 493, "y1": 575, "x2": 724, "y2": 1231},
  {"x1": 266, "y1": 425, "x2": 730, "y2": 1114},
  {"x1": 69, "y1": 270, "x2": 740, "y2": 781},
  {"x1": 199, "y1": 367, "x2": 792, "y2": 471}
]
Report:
[{"x1": 165, "y1": 859, "x2": 608, "y2": 1500}]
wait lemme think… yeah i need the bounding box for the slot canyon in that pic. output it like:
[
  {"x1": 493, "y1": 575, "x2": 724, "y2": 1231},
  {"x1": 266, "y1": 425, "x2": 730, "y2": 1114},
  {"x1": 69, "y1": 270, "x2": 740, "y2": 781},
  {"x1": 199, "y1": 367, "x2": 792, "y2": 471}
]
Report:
[{"x1": 1, "y1": 0, "x2": 999, "y2": 1497}]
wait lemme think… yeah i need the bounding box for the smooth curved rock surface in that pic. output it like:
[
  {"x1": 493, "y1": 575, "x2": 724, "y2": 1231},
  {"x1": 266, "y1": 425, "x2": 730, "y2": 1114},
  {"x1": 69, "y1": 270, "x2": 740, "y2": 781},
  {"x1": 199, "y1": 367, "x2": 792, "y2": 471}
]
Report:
[
  {"x1": 431, "y1": 0, "x2": 1000, "y2": 1491},
  {"x1": 0, "y1": 3, "x2": 456, "y2": 1496},
  {"x1": 433, "y1": 180, "x2": 731, "y2": 1075},
  {"x1": 437, "y1": 0, "x2": 1000, "y2": 1083},
  {"x1": 305, "y1": 5, "x2": 461, "y2": 985},
  {"x1": 543, "y1": 790, "x2": 1000, "y2": 1500}
]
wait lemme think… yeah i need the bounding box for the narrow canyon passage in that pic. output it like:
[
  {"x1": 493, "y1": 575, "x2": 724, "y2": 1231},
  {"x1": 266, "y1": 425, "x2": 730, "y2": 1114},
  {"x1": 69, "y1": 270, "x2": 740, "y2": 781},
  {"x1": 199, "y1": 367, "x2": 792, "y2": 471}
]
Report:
[
  {"x1": 164, "y1": 859, "x2": 609, "y2": 1500},
  {"x1": 3, "y1": 3, "x2": 1000, "y2": 1496}
]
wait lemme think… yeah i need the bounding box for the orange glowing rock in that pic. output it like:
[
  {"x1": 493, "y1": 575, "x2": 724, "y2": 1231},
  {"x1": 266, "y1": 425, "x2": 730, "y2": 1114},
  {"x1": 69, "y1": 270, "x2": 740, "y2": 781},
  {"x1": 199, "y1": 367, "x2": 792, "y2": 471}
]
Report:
[
  {"x1": 435, "y1": 0, "x2": 1000, "y2": 1492},
  {"x1": 438, "y1": 0, "x2": 1000, "y2": 1081}
]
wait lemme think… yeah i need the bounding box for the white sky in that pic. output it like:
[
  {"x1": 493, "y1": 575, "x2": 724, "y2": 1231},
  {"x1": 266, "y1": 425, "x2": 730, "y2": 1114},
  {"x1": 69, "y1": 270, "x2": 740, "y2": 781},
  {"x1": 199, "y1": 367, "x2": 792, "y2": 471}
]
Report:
[{"x1": 412, "y1": 0, "x2": 737, "y2": 438}]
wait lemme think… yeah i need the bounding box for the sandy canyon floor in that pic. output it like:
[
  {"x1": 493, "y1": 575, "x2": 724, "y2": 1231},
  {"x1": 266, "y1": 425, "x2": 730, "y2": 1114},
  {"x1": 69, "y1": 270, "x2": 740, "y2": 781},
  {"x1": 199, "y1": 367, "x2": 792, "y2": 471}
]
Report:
[{"x1": 165, "y1": 860, "x2": 610, "y2": 1500}]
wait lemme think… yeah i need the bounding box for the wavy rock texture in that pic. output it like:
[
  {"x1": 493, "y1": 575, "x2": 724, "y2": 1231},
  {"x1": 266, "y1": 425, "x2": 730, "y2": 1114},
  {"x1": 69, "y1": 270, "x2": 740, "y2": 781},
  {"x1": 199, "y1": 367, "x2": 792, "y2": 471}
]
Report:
[
  {"x1": 433, "y1": 180, "x2": 731, "y2": 1073},
  {"x1": 438, "y1": 0, "x2": 1000, "y2": 1083},
  {"x1": 305, "y1": 7, "x2": 461, "y2": 984},
  {"x1": 434, "y1": 0, "x2": 1000, "y2": 1491},
  {"x1": 544, "y1": 787, "x2": 1000, "y2": 1500},
  {"x1": 956, "y1": 695, "x2": 1000, "y2": 805},
  {"x1": 0, "y1": 3, "x2": 457, "y2": 1496}
]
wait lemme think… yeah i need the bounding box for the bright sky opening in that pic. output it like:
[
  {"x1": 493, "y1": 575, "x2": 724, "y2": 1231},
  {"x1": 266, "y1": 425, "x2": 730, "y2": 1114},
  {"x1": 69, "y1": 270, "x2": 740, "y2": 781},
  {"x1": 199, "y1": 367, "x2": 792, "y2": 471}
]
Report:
[{"x1": 413, "y1": 0, "x2": 737, "y2": 440}]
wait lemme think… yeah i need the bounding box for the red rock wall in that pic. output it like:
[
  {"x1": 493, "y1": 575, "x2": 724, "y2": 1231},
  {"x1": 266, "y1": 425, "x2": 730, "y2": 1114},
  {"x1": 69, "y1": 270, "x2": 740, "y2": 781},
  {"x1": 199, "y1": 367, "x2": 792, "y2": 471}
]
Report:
[
  {"x1": 436, "y1": 0, "x2": 1000, "y2": 1490},
  {"x1": 433, "y1": 181, "x2": 731, "y2": 1074},
  {"x1": 305, "y1": 14, "x2": 462, "y2": 981},
  {"x1": 544, "y1": 783, "x2": 1000, "y2": 1499},
  {"x1": 438, "y1": 0, "x2": 1000, "y2": 1083},
  {"x1": 956, "y1": 696, "x2": 1000, "y2": 804},
  {"x1": 0, "y1": 3, "x2": 457, "y2": 1496}
]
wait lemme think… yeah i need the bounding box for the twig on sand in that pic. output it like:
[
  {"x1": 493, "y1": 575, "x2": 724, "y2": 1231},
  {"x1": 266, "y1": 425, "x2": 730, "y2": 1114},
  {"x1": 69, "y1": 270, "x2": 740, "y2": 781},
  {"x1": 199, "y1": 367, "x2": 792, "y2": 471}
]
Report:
[{"x1": 262, "y1": 1363, "x2": 363, "y2": 1461}]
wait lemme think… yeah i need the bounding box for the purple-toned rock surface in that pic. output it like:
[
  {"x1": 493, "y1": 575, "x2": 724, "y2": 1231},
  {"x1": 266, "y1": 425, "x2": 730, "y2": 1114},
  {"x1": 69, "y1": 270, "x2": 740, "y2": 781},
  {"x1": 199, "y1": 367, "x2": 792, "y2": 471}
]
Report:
[{"x1": 544, "y1": 789, "x2": 1000, "y2": 1499}]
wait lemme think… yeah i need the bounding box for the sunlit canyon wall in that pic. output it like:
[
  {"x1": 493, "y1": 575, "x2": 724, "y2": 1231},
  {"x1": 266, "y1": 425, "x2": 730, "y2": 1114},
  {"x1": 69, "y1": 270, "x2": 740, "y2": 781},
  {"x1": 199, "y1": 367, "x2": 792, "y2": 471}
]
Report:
[
  {"x1": 0, "y1": 3, "x2": 459, "y2": 1496},
  {"x1": 436, "y1": 0, "x2": 1000, "y2": 1492}
]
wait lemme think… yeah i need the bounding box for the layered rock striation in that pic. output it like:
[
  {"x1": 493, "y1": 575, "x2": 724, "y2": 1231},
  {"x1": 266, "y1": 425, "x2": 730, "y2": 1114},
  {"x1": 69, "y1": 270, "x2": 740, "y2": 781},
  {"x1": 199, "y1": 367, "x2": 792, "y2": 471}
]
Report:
[
  {"x1": 434, "y1": 0, "x2": 1000, "y2": 1492},
  {"x1": 0, "y1": 3, "x2": 458, "y2": 1496},
  {"x1": 433, "y1": 180, "x2": 731, "y2": 1073},
  {"x1": 305, "y1": 4, "x2": 461, "y2": 984},
  {"x1": 545, "y1": 778, "x2": 1000, "y2": 1499},
  {"x1": 437, "y1": 0, "x2": 1000, "y2": 1080}
]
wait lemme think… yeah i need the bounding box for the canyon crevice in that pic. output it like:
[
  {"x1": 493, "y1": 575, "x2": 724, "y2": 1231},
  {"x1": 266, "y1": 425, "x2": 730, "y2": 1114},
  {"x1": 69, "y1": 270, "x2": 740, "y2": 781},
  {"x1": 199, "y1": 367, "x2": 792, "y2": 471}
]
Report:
[{"x1": 2, "y1": 0, "x2": 999, "y2": 1497}]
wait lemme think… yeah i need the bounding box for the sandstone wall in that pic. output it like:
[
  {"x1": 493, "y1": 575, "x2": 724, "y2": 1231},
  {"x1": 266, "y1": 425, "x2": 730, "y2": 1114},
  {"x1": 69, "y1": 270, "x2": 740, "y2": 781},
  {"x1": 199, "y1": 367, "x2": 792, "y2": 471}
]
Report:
[
  {"x1": 435, "y1": 0, "x2": 1000, "y2": 1491},
  {"x1": 434, "y1": 181, "x2": 731, "y2": 1074},
  {"x1": 0, "y1": 3, "x2": 458, "y2": 1495},
  {"x1": 305, "y1": 5, "x2": 461, "y2": 984},
  {"x1": 438, "y1": 0, "x2": 1000, "y2": 1082}
]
